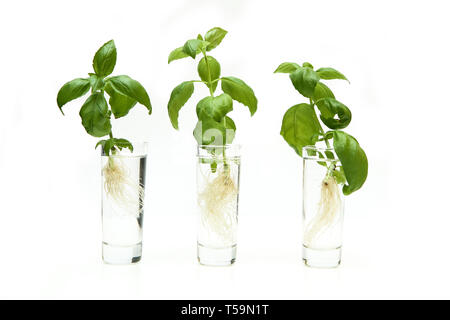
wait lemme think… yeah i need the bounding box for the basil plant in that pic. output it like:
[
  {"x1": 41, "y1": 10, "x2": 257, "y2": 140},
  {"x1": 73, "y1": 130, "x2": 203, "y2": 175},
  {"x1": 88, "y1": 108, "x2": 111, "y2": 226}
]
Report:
[
  {"x1": 274, "y1": 61, "x2": 368, "y2": 196},
  {"x1": 57, "y1": 40, "x2": 152, "y2": 206}
]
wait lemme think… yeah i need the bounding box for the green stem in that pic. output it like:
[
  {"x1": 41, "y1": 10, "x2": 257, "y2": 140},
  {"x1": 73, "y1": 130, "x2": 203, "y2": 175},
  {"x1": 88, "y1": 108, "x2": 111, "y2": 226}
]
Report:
[
  {"x1": 200, "y1": 51, "x2": 230, "y2": 171},
  {"x1": 309, "y1": 99, "x2": 337, "y2": 176}
]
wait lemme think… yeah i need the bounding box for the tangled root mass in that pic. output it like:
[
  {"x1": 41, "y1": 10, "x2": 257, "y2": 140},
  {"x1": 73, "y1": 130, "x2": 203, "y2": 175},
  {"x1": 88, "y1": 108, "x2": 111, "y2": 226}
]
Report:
[
  {"x1": 304, "y1": 175, "x2": 342, "y2": 248},
  {"x1": 198, "y1": 167, "x2": 238, "y2": 244},
  {"x1": 103, "y1": 157, "x2": 144, "y2": 218}
]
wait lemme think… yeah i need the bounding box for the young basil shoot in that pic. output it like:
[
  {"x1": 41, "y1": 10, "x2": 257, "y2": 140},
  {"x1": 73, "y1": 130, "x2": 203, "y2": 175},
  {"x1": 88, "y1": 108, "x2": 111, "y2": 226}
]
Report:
[
  {"x1": 168, "y1": 27, "x2": 257, "y2": 236},
  {"x1": 275, "y1": 61, "x2": 368, "y2": 246},
  {"x1": 57, "y1": 40, "x2": 151, "y2": 209}
]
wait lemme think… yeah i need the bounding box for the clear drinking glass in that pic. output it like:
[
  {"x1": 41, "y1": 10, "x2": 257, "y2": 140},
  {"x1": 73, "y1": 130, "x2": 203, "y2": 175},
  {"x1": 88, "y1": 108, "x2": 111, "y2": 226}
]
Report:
[
  {"x1": 101, "y1": 142, "x2": 147, "y2": 264},
  {"x1": 196, "y1": 144, "x2": 241, "y2": 266},
  {"x1": 302, "y1": 146, "x2": 344, "y2": 268}
]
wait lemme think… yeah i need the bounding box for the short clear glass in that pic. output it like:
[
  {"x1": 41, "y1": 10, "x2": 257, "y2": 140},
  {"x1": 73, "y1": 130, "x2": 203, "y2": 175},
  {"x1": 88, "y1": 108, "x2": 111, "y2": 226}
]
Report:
[
  {"x1": 302, "y1": 146, "x2": 344, "y2": 268},
  {"x1": 101, "y1": 142, "x2": 147, "y2": 265},
  {"x1": 196, "y1": 144, "x2": 241, "y2": 266}
]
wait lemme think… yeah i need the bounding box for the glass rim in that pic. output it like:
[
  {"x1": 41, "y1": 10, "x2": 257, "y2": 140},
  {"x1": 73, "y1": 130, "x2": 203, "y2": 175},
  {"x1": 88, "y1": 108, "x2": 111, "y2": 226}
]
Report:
[
  {"x1": 197, "y1": 144, "x2": 242, "y2": 149},
  {"x1": 302, "y1": 145, "x2": 335, "y2": 152},
  {"x1": 302, "y1": 145, "x2": 339, "y2": 162},
  {"x1": 197, "y1": 144, "x2": 241, "y2": 158}
]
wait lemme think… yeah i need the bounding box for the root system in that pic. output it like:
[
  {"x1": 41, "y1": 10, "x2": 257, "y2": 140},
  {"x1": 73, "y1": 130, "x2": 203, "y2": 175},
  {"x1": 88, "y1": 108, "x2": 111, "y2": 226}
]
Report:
[
  {"x1": 102, "y1": 157, "x2": 144, "y2": 217},
  {"x1": 198, "y1": 167, "x2": 238, "y2": 244},
  {"x1": 304, "y1": 175, "x2": 342, "y2": 247}
]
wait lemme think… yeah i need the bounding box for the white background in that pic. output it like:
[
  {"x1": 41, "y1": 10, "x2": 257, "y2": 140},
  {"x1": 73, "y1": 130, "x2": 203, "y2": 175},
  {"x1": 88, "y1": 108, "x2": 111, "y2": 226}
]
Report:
[{"x1": 0, "y1": 0, "x2": 449, "y2": 299}]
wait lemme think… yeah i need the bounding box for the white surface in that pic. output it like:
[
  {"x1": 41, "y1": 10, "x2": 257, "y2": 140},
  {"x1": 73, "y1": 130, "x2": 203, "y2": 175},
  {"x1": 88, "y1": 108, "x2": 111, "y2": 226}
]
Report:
[{"x1": 0, "y1": 0, "x2": 449, "y2": 299}]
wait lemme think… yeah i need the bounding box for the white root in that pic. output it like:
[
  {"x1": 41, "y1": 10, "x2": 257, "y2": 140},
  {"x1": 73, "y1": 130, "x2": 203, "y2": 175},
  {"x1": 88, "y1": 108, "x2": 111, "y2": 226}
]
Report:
[
  {"x1": 102, "y1": 157, "x2": 144, "y2": 218},
  {"x1": 198, "y1": 167, "x2": 238, "y2": 244},
  {"x1": 304, "y1": 175, "x2": 342, "y2": 248}
]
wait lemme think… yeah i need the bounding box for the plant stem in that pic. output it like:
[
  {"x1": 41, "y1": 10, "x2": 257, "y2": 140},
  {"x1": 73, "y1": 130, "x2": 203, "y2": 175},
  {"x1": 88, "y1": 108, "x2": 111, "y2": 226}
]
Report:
[
  {"x1": 309, "y1": 98, "x2": 337, "y2": 175},
  {"x1": 201, "y1": 50, "x2": 229, "y2": 171}
]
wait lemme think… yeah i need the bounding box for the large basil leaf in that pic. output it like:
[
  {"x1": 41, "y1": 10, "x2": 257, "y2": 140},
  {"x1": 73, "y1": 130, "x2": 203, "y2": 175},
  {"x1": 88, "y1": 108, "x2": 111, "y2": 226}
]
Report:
[
  {"x1": 196, "y1": 94, "x2": 233, "y2": 122},
  {"x1": 168, "y1": 47, "x2": 189, "y2": 63},
  {"x1": 107, "y1": 75, "x2": 151, "y2": 114},
  {"x1": 79, "y1": 93, "x2": 111, "y2": 137},
  {"x1": 280, "y1": 103, "x2": 321, "y2": 156},
  {"x1": 167, "y1": 81, "x2": 195, "y2": 129},
  {"x1": 204, "y1": 27, "x2": 227, "y2": 51},
  {"x1": 333, "y1": 131, "x2": 368, "y2": 195},
  {"x1": 198, "y1": 55, "x2": 221, "y2": 93},
  {"x1": 316, "y1": 98, "x2": 352, "y2": 129},
  {"x1": 289, "y1": 67, "x2": 320, "y2": 98},
  {"x1": 193, "y1": 118, "x2": 226, "y2": 145},
  {"x1": 93, "y1": 40, "x2": 117, "y2": 77},
  {"x1": 316, "y1": 67, "x2": 348, "y2": 82},
  {"x1": 104, "y1": 82, "x2": 137, "y2": 119},
  {"x1": 274, "y1": 62, "x2": 301, "y2": 74},
  {"x1": 221, "y1": 77, "x2": 257, "y2": 116},
  {"x1": 57, "y1": 78, "x2": 90, "y2": 113}
]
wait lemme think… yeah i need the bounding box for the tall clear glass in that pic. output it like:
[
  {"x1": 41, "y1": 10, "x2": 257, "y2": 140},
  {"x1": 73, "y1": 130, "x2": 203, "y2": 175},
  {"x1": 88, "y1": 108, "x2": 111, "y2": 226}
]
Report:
[
  {"x1": 196, "y1": 144, "x2": 241, "y2": 266},
  {"x1": 302, "y1": 146, "x2": 344, "y2": 268},
  {"x1": 101, "y1": 142, "x2": 147, "y2": 264}
]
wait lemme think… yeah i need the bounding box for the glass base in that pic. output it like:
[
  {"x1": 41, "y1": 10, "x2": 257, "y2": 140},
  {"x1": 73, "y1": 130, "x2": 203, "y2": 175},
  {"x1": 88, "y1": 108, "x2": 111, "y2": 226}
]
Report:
[
  {"x1": 197, "y1": 243, "x2": 237, "y2": 266},
  {"x1": 102, "y1": 242, "x2": 142, "y2": 265},
  {"x1": 302, "y1": 245, "x2": 341, "y2": 268}
]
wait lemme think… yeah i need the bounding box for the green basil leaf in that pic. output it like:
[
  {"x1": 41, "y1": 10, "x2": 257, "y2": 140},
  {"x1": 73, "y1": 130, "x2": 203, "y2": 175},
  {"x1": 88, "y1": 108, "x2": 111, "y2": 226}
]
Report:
[
  {"x1": 204, "y1": 27, "x2": 228, "y2": 51},
  {"x1": 312, "y1": 82, "x2": 335, "y2": 101},
  {"x1": 193, "y1": 118, "x2": 226, "y2": 146},
  {"x1": 333, "y1": 131, "x2": 368, "y2": 195},
  {"x1": 183, "y1": 39, "x2": 208, "y2": 59},
  {"x1": 224, "y1": 116, "x2": 236, "y2": 144},
  {"x1": 332, "y1": 167, "x2": 347, "y2": 185},
  {"x1": 274, "y1": 62, "x2": 301, "y2": 74},
  {"x1": 316, "y1": 98, "x2": 352, "y2": 129},
  {"x1": 107, "y1": 75, "x2": 151, "y2": 114},
  {"x1": 316, "y1": 67, "x2": 349, "y2": 82},
  {"x1": 89, "y1": 73, "x2": 105, "y2": 92},
  {"x1": 96, "y1": 139, "x2": 113, "y2": 156},
  {"x1": 221, "y1": 76, "x2": 257, "y2": 116},
  {"x1": 79, "y1": 93, "x2": 111, "y2": 137},
  {"x1": 280, "y1": 103, "x2": 321, "y2": 156},
  {"x1": 167, "y1": 81, "x2": 195, "y2": 129},
  {"x1": 289, "y1": 67, "x2": 320, "y2": 98},
  {"x1": 198, "y1": 55, "x2": 221, "y2": 93},
  {"x1": 196, "y1": 94, "x2": 233, "y2": 122},
  {"x1": 325, "y1": 150, "x2": 335, "y2": 159},
  {"x1": 104, "y1": 82, "x2": 137, "y2": 119},
  {"x1": 93, "y1": 40, "x2": 117, "y2": 77},
  {"x1": 302, "y1": 62, "x2": 314, "y2": 69},
  {"x1": 168, "y1": 47, "x2": 189, "y2": 63},
  {"x1": 112, "y1": 138, "x2": 134, "y2": 152},
  {"x1": 56, "y1": 78, "x2": 90, "y2": 113}
]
